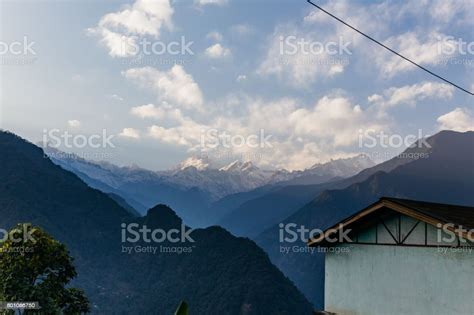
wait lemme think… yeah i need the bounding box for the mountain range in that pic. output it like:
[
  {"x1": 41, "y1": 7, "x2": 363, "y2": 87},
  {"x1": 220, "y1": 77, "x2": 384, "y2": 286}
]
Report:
[
  {"x1": 29, "y1": 130, "x2": 474, "y2": 310},
  {"x1": 0, "y1": 130, "x2": 313, "y2": 314},
  {"x1": 255, "y1": 130, "x2": 474, "y2": 308},
  {"x1": 42, "y1": 145, "x2": 373, "y2": 227}
]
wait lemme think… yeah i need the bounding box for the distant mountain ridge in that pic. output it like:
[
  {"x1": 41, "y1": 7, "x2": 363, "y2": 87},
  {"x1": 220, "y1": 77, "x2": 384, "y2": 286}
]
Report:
[
  {"x1": 255, "y1": 130, "x2": 474, "y2": 308},
  {"x1": 214, "y1": 154, "x2": 374, "y2": 238},
  {"x1": 42, "y1": 145, "x2": 373, "y2": 227},
  {"x1": 0, "y1": 130, "x2": 314, "y2": 314}
]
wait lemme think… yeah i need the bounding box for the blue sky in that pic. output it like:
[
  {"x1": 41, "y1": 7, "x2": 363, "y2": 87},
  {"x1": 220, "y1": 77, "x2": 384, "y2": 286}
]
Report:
[{"x1": 1, "y1": 0, "x2": 473, "y2": 170}]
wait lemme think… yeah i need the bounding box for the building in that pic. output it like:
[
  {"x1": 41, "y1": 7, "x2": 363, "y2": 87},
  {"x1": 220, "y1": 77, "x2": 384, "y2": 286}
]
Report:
[{"x1": 309, "y1": 197, "x2": 474, "y2": 315}]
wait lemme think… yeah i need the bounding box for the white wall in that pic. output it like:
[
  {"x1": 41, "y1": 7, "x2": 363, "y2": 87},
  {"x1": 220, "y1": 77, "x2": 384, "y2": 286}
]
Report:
[{"x1": 325, "y1": 244, "x2": 474, "y2": 315}]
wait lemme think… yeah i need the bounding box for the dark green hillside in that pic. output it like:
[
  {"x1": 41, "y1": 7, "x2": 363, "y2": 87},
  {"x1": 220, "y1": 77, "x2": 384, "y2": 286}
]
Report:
[{"x1": 0, "y1": 130, "x2": 313, "y2": 314}]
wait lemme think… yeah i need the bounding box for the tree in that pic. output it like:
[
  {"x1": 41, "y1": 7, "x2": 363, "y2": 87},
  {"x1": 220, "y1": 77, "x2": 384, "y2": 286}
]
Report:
[{"x1": 0, "y1": 224, "x2": 90, "y2": 314}]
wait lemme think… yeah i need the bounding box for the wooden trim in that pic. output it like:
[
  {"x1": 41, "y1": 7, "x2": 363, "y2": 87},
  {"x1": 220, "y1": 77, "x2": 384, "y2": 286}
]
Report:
[{"x1": 308, "y1": 199, "x2": 471, "y2": 247}]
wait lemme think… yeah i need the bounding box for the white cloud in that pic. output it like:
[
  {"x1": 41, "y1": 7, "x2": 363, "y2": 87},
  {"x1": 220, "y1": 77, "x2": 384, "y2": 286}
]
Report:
[
  {"x1": 119, "y1": 128, "x2": 141, "y2": 139},
  {"x1": 123, "y1": 65, "x2": 204, "y2": 111},
  {"x1": 148, "y1": 125, "x2": 189, "y2": 146},
  {"x1": 428, "y1": 0, "x2": 473, "y2": 24},
  {"x1": 107, "y1": 94, "x2": 124, "y2": 101},
  {"x1": 89, "y1": 29, "x2": 138, "y2": 58},
  {"x1": 236, "y1": 74, "x2": 247, "y2": 82},
  {"x1": 368, "y1": 81, "x2": 454, "y2": 109},
  {"x1": 68, "y1": 120, "x2": 81, "y2": 128},
  {"x1": 230, "y1": 24, "x2": 254, "y2": 36},
  {"x1": 302, "y1": 1, "x2": 470, "y2": 78},
  {"x1": 88, "y1": 0, "x2": 174, "y2": 57},
  {"x1": 257, "y1": 24, "x2": 349, "y2": 88},
  {"x1": 288, "y1": 96, "x2": 384, "y2": 147},
  {"x1": 205, "y1": 43, "x2": 231, "y2": 59},
  {"x1": 148, "y1": 115, "x2": 206, "y2": 147},
  {"x1": 206, "y1": 31, "x2": 223, "y2": 41},
  {"x1": 303, "y1": 0, "x2": 388, "y2": 45},
  {"x1": 131, "y1": 103, "x2": 185, "y2": 122},
  {"x1": 194, "y1": 0, "x2": 228, "y2": 6},
  {"x1": 138, "y1": 94, "x2": 386, "y2": 170},
  {"x1": 437, "y1": 108, "x2": 474, "y2": 132},
  {"x1": 375, "y1": 32, "x2": 457, "y2": 77}
]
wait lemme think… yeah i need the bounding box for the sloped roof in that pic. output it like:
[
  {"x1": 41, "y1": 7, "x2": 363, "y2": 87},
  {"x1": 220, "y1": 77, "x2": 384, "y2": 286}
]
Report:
[
  {"x1": 308, "y1": 197, "x2": 474, "y2": 247},
  {"x1": 382, "y1": 198, "x2": 474, "y2": 230}
]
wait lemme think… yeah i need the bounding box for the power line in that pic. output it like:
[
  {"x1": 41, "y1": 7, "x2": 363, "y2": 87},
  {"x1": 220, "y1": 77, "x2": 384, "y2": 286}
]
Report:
[{"x1": 306, "y1": 0, "x2": 474, "y2": 96}]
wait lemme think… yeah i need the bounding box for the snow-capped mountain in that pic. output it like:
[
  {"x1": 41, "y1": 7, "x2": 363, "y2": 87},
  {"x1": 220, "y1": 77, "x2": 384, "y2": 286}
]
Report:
[
  {"x1": 177, "y1": 156, "x2": 212, "y2": 171},
  {"x1": 275, "y1": 154, "x2": 375, "y2": 186},
  {"x1": 41, "y1": 144, "x2": 374, "y2": 226},
  {"x1": 163, "y1": 158, "x2": 281, "y2": 199},
  {"x1": 308, "y1": 154, "x2": 375, "y2": 176}
]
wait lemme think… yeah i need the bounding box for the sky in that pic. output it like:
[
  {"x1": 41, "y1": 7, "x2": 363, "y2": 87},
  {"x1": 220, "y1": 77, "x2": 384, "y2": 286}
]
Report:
[{"x1": 1, "y1": 0, "x2": 473, "y2": 171}]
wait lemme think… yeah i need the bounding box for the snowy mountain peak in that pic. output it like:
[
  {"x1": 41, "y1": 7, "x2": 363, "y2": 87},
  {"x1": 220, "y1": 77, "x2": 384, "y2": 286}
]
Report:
[
  {"x1": 219, "y1": 160, "x2": 241, "y2": 172},
  {"x1": 178, "y1": 156, "x2": 211, "y2": 171},
  {"x1": 309, "y1": 154, "x2": 372, "y2": 170},
  {"x1": 241, "y1": 161, "x2": 257, "y2": 172},
  {"x1": 219, "y1": 160, "x2": 257, "y2": 173}
]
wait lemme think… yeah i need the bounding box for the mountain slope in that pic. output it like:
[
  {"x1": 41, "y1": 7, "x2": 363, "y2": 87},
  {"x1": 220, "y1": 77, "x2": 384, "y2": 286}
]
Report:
[
  {"x1": 1, "y1": 130, "x2": 314, "y2": 314},
  {"x1": 218, "y1": 181, "x2": 338, "y2": 238},
  {"x1": 213, "y1": 156, "x2": 376, "y2": 237},
  {"x1": 214, "y1": 131, "x2": 441, "y2": 238},
  {"x1": 44, "y1": 146, "x2": 374, "y2": 228},
  {"x1": 256, "y1": 130, "x2": 474, "y2": 308}
]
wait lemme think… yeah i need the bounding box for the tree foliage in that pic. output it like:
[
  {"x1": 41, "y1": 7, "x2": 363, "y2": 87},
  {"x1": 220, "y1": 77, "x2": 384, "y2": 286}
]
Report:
[{"x1": 0, "y1": 224, "x2": 90, "y2": 314}]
